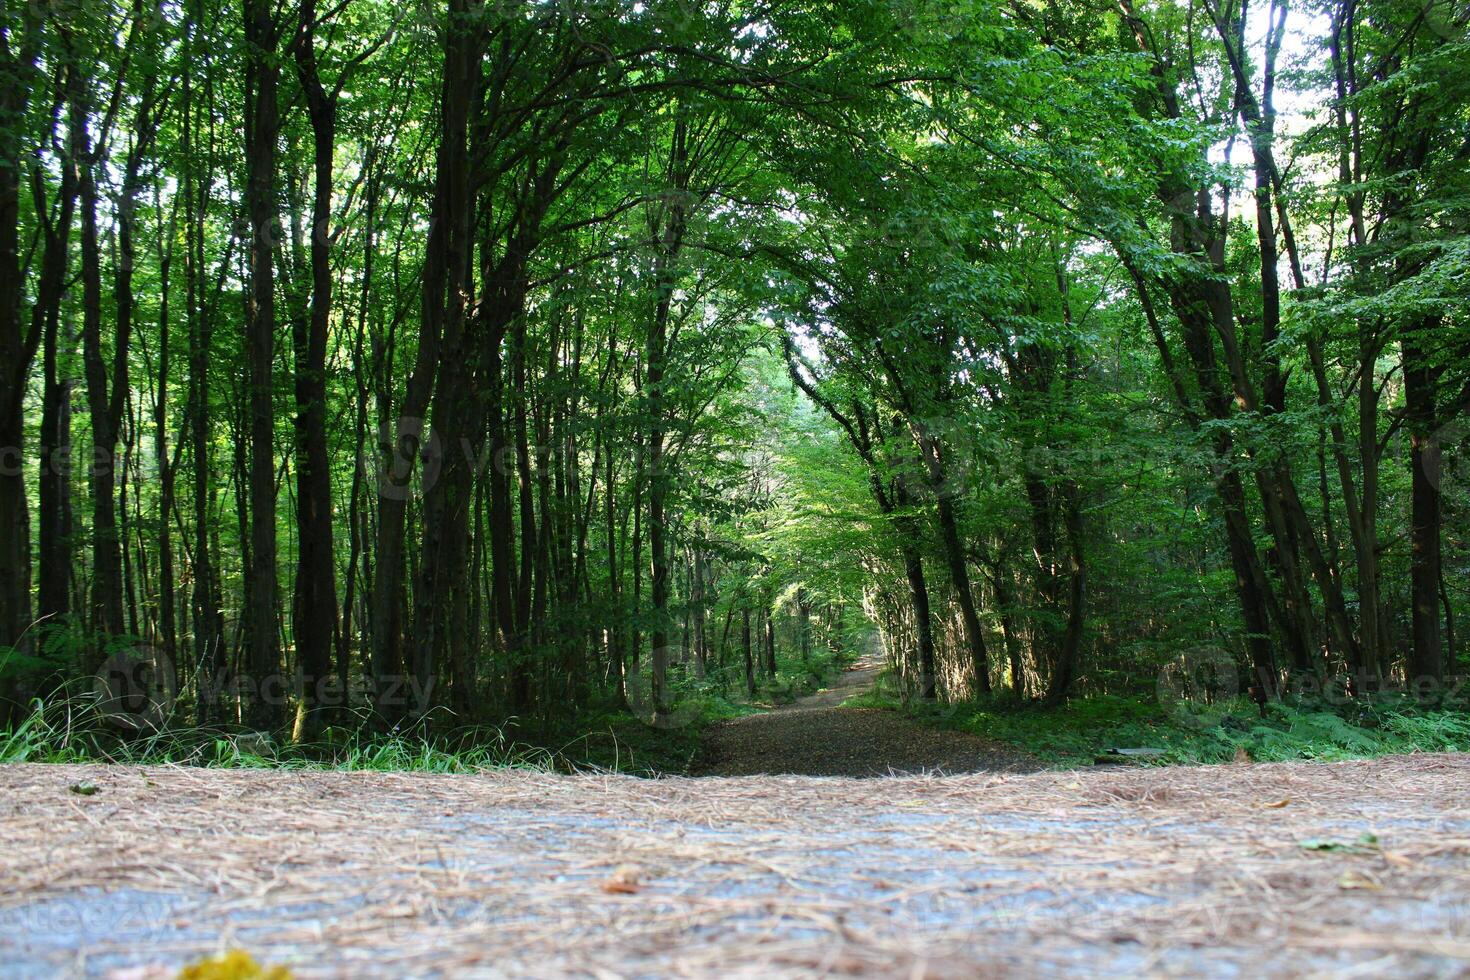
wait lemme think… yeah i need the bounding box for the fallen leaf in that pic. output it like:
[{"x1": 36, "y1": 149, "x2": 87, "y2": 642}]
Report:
[
  {"x1": 1338, "y1": 869, "x2": 1381, "y2": 890},
  {"x1": 601, "y1": 880, "x2": 640, "y2": 894},
  {"x1": 176, "y1": 950, "x2": 292, "y2": 979},
  {"x1": 600, "y1": 863, "x2": 643, "y2": 894}
]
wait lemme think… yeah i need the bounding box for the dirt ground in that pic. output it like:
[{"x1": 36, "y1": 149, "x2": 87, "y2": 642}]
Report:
[
  {"x1": 3, "y1": 754, "x2": 1469, "y2": 978},
  {"x1": 693, "y1": 658, "x2": 1037, "y2": 776}
]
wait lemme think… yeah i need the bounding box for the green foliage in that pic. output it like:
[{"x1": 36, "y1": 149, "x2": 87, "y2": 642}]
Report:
[
  {"x1": 851, "y1": 676, "x2": 1470, "y2": 768},
  {"x1": 2, "y1": 0, "x2": 1466, "y2": 751},
  {"x1": 0, "y1": 692, "x2": 550, "y2": 772},
  {"x1": 1, "y1": 635, "x2": 857, "y2": 775},
  {"x1": 548, "y1": 640, "x2": 854, "y2": 774}
]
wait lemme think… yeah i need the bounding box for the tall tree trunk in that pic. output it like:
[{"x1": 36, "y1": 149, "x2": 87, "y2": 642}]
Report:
[
  {"x1": 154, "y1": 202, "x2": 177, "y2": 666},
  {"x1": 796, "y1": 585, "x2": 810, "y2": 665},
  {"x1": 488, "y1": 309, "x2": 521, "y2": 707},
  {"x1": 37, "y1": 306, "x2": 74, "y2": 628},
  {"x1": 111, "y1": 66, "x2": 164, "y2": 646},
  {"x1": 1324, "y1": 0, "x2": 1387, "y2": 680},
  {"x1": 243, "y1": 0, "x2": 283, "y2": 728},
  {"x1": 742, "y1": 605, "x2": 755, "y2": 697},
  {"x1": 412, "y1": 58, "x2": 486, "y2": 722},
  {"x1": 369, "y1": 0, "x2": 474, "y2": 719},
  {"x1": 79, "y1": 106, "x2": 127, "y2": 638},
  {"x1": 120, "y1": 392, "x2": 140, "y2": 639},
  {"x1": 940, "y1": 493, "x2": 989, "y2": 695},
  {"x1": 764, "y1": 604, "x2": 777, "y2": 678},
  {"x1": 1405, "y1": 322, "x2": 1444, "y2": 684},
  {"x1": 603, "y1": 344, "x2": 621, "y2": 700},
  {"x1": 645, "y1": 116, "x2": 691, "y2": 722},
  {"x1": 291, "y1": 0, "x2": 340, "y2": 732},
  {"x1": 694, "y1": 546, "x2": 707, "y2": 677},
  {"x1": 338, "y1": 148, "x2": 379, "y2": 707},
  {"x1": 0, "y1": 1, "x2": 42, "y2": 712},
  {"x1": 884, "y1": 479, "x2": 941, "y2": 703},
  {"x1": 911, "y1": 425, "x2": 991, "y2": 695},
  {"x1": 989, "y1": 561, "x2": 1026, "y2": 696},
  {"x1": 183, "y1": 16, "x2": 224, "y2": 721},
  {"x1": 1044, "y1": 486, "x2": 1086, "y2": 705},
  {"x1": 35, "y1": 83, "x2": 83, "y2": 631}
]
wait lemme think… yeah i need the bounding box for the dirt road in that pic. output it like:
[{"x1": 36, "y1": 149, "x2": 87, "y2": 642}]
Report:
[{"x1": 692, "y1": 657, "x2": 1035, "y2": 776}]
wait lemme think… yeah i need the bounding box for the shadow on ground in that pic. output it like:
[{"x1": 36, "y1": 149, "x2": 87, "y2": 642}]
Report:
[{"x1": 691, "y1": 656, "x2": 1036, "y2": 776}]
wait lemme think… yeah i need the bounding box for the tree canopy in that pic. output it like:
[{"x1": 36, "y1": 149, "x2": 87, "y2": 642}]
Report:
[{"x1": 0, "y1": 0, "x2": 1466, "y2": 739}]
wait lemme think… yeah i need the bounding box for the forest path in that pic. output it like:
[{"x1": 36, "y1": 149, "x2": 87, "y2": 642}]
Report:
[
  {"x1": 784, "y1": 652, "x2": 885, "y2": 707},
  {"x1": 4, "y1": 757, "x2": 1468, "y2": 978},
  {"x1": 690, "y1": 655, "x2": 1036, "y2": 776}
]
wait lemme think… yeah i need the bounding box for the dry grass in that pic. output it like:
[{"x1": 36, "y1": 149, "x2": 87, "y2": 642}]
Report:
[{"x1": 2, "y1": 754, "x2": 1469, "y2": 977}]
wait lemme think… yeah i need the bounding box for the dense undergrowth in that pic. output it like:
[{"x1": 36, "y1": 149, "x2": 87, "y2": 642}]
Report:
[
  {"x1": 21, "y1": 647, "x2": 1458, "y2": 774},
  {"x1": 846, "y1": 675, "x2": 1470, "y2": 767},
  {"x1": 0, "y1": 698, "x2": 553, "y2": 772},
  {"x1": 0, "y1": 647, "x2": 852, "y2": 775}
]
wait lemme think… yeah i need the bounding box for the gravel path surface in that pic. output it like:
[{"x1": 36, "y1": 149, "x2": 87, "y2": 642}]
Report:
[
  {"x1": 691, "y1": 657, "x2": 1037, "y2": 776},
  {"x1": 3, "y1": 757, "x2": 1469, "y2": 978}
]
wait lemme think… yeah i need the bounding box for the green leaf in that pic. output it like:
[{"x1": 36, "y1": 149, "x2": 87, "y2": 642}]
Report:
[{"x1": 1298, "y1": 833, "x2": 1379, "y2": 854}]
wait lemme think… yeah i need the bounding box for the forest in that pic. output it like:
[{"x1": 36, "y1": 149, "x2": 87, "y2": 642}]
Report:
[{"x1": 0, "y1": 0, "x2": 1466, "y2": 757}]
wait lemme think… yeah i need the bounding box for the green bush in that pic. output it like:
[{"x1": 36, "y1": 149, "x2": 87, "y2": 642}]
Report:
[{"x1": 849, "y1": 672, "x2": 1470, "y2": 768}]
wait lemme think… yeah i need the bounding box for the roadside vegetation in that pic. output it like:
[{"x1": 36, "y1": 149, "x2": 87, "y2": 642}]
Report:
[
  {"x1": 848, "y1": 675, "x2": 1470, "y2": 768},
  {"x1": 0, "y1": 644, "x2": 853, "y2": 775}
]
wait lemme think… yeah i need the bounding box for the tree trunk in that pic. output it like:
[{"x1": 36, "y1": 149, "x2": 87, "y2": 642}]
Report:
[
  {"x1": 0, "y1": 3, "x2": 41, "y2": 714},
  {"x1": 645, "y1": 117, "x2": 690, "y2": 723},
  {"x1": 796, "y1": 586, "x2": 810, "y2": 665},
  {"x1": 1405, "y1": 323, "x2": 1444, "y2": 684},
  {"x1": 899, "y1": 537, "x2": 938, "y2": 701},
  {"x1": 990, "y1": 562, "x2": 1026, "y2": 696},
  {"x1": 938, "y1": 493, "x2": 989, "y2": 696},
  {"x1": 79, "y1": 113, "x2": 126, "y2": 638},
  {"x1": 764, "y1": 606, "x2": 777, "y2": 678},
  {"x1": 154, "y1": 202, "x2": 178, "y2": 667},
  {"x1": 742, "y1": 606, "x2": 755, "y2": 697},
  {"x1": 35, "y1": 85, "x2": 83, "y2": 630},
  {"x1": 1044, "y1": 486, "x2": 1086, "y2": 705},
  {"x1": 243, "y1": 0, "x2": 283, "y2": 729},
  {"x1": 183, "y1": 18, "x2": 224, "y2": 722},
  {"x1": 369, "y1": 0, "x2": 473, "y2": 720},
  {"x1": 694, "y1": 545, "x2": 707, "y2": 677},
  {"x1": 290, "y1": 0, "x2": 341, "y2": 732}
]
